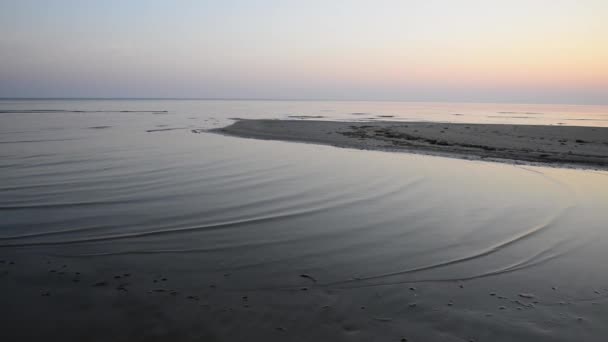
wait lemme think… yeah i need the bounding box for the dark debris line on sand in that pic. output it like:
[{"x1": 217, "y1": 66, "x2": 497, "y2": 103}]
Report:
[
  {"x1": 214, "y1": 119, "x2": 608, "y2": 170},
  {"x1": 336, "y1": 124, "x2": 608, "y2": 168}
]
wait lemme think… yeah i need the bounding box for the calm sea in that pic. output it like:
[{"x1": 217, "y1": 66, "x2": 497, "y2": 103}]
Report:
[{"x1": 1, "y1": 99, "x2": 608, "y2": 340}]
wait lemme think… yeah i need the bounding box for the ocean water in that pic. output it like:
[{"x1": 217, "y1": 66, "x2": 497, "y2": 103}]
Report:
[{"x1": 1, "y1": 99, "x2": 608, "y2": 341}]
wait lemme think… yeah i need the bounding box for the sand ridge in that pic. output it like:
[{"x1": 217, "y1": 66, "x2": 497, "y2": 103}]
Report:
[{"x1": 215, "y1": 119, "x2": 608, "y2": 169}]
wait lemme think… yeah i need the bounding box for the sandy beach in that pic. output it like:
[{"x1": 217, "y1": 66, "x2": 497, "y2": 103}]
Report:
[{"x1": 216, "y1": 119, "x2": 608, "y2": 169}]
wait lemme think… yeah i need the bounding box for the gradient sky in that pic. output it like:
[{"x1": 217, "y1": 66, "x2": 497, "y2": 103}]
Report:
[{"x1": 1, "y1": 0, "x2": 607, "y2": 104}]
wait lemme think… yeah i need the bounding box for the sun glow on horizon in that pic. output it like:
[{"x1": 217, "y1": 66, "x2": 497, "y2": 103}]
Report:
[{"x1": 1, "y1": 0, "x2": 607, "y2": 103}]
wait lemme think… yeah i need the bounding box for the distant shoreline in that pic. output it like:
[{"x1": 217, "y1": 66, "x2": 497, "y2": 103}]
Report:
[
  {"x1": 213, "y1": 119, "x2": 608, "y2": 170},
  {"x1": 1, "y1": 98, "x2": 607, "y2": 106}
]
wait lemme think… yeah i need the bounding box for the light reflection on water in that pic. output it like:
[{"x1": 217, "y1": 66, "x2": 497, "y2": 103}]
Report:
[{"x1": 1, "y1": 99, "x2": 606, "y2": 284}]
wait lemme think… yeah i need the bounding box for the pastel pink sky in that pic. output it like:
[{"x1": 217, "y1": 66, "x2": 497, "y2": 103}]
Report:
[{"x1": 1, "y1": 0, "x2": 607, "y2": 104}]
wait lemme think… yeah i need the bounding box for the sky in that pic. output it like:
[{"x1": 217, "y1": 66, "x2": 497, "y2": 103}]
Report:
[{"x1": 1, "y1": 0, "x2": 607, "y2": 104}]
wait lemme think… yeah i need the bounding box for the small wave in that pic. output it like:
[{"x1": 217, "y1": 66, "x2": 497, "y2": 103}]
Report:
[
  {"x1": 0, "y1": 199, "x2": 137, "y2": 211},
  {"x1": 321, "y1": 206, "x2": 572, "y2": 287},
  {"x1": 0, "y1": 138, "x2": 81, "y2": 144},
  {"x1": 322, "y1": 238, "x2": 583, "y2": 290},
  {"x1": 0, "y1": 211, "x2": 330, "y2": 247},
  {"x1": 0, "y1": 177, "x2": 425, "y2": 247},
  {"x1": 242, "y1": 236, "x2": 584, "y2": 293}
]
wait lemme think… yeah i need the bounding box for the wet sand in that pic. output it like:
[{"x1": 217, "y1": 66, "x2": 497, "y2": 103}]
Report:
[{"x1": 215, "y1": 119, "x2": 608, "y2": 169}]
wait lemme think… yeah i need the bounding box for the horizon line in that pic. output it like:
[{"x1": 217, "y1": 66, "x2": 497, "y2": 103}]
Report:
[{"x1": 0, "y1": 97, "x2": 606, "y2": 106}]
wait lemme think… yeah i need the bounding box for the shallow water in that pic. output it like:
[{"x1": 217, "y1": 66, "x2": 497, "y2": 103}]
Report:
[{"x1": 1, "y1": 99, "x2": 608, "y2": 341}]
